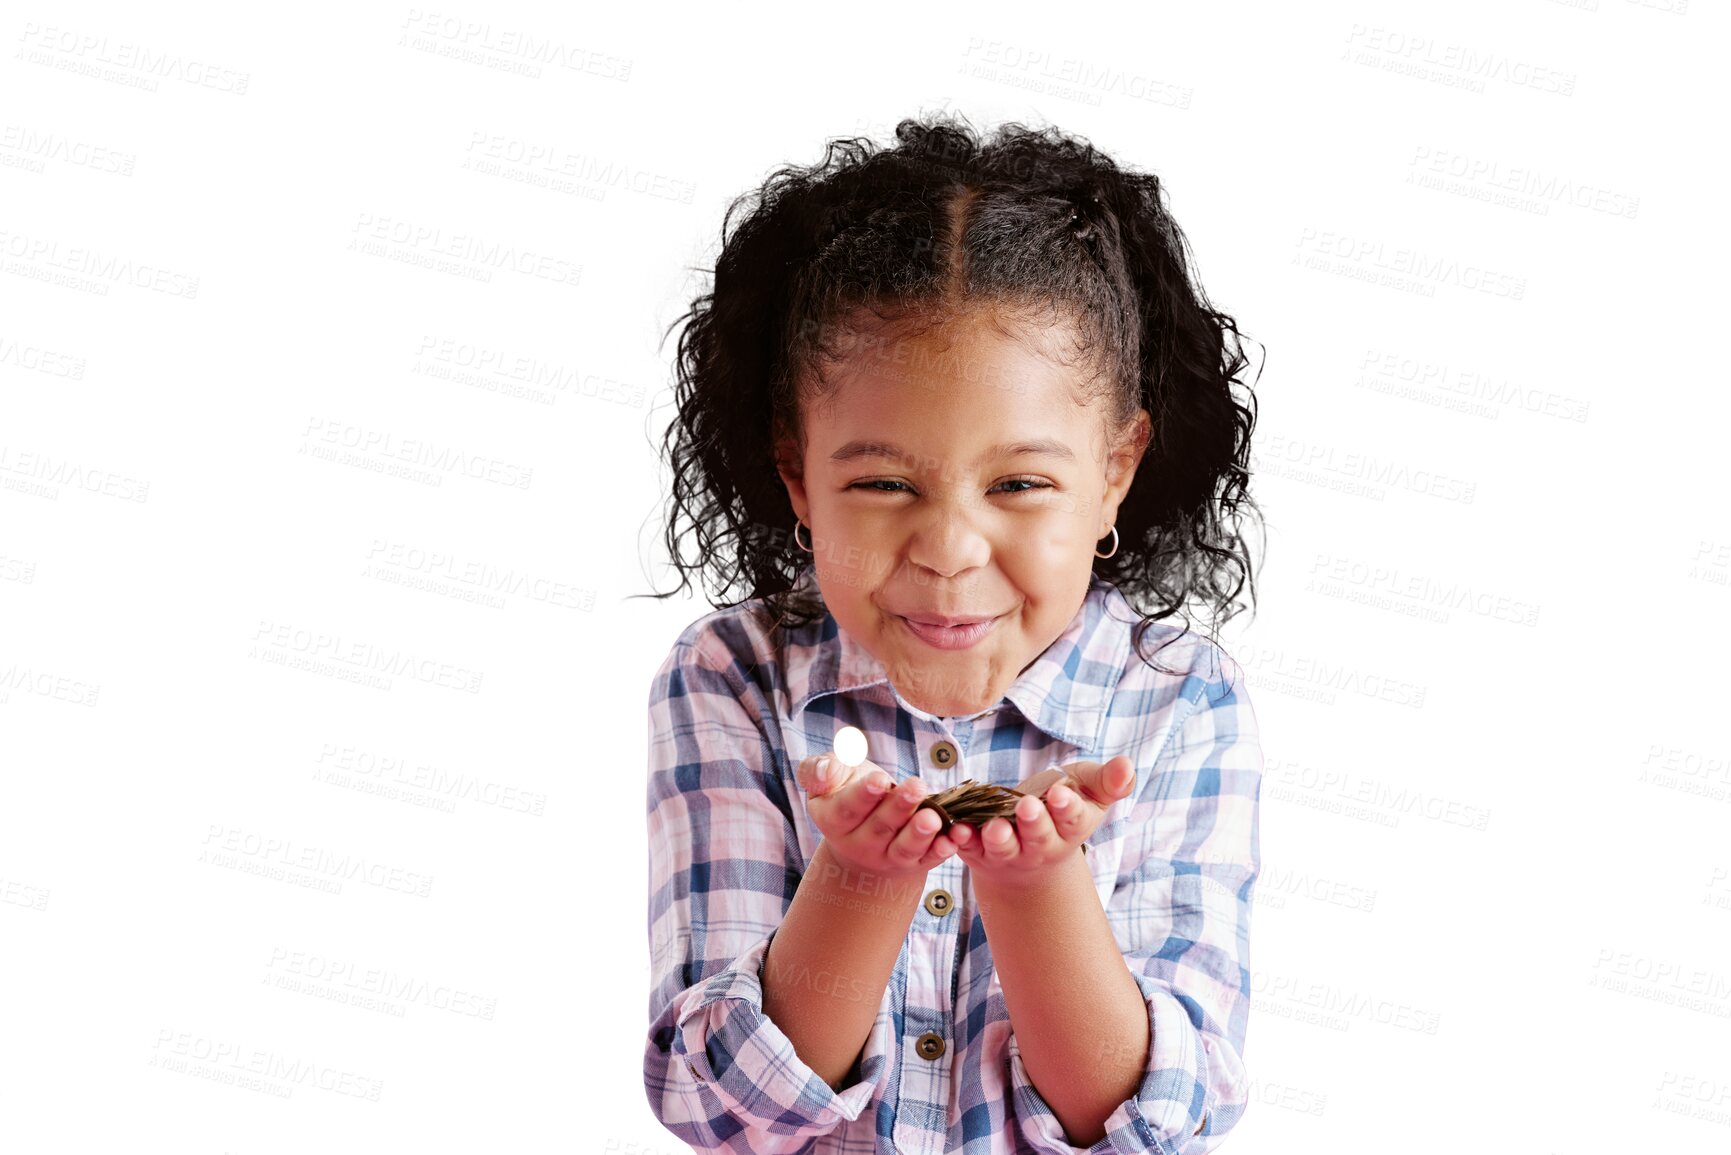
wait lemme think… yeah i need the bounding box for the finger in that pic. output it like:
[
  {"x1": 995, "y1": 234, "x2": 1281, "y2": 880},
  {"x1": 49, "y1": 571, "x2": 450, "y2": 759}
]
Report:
[
  {"x1": 1011, "y1": 791, "x2": 1062, "y2": 851},
  {"x1": 827, "y1": 765, "x2": 894, "y2": 835},
  {"x1": 797, "y1": 755, "x2": 842, "y2": 798},
  {"x1": 1104, "y1": 755, "x2": 1136, "y2": 798},
  {"x1": 948, "y1": 822, "x2": 981, "y2": 869},
  {"x1": 861, "y1": 776, "x2": 927, "y2": 847},
  {"x1": 1013, "y1": 766, "x2": 1066, "y2": 798},
  {"x1": 979, "y1": 815, "x2": 1021, "y2": 866},
  {"x1": 887, "y1": 799, "x2": 944, "y2": 867},
  {"x1": 1058, "y1": 761, "x2": 1107, "y2": 806},
  {"x1": 919, "y1": 828, "x2": 961, "y2": 870},
  {"x1": 1069, "y1": 757, "x2": 1135, "y2": 807},
  {"x1": 1042, "y1": 783, "x2": 1087, "y2": 841}
]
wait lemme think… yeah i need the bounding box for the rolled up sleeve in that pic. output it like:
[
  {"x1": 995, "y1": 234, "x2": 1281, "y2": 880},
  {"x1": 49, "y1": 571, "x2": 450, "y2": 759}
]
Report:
[
  {"x1": 1007, "y1": 649, "x2": 1263, "y2": 1155},
  {"x1": 644, "y1": 636, "x2": 893, "y2": 1153},
  {"x1": 671, "y1": 927, "x2": 894, "y2": 1142}
]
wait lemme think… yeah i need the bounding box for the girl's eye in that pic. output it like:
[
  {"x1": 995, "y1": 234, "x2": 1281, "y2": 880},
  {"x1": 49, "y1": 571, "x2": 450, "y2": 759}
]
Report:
[
  {"x1": 992, "y1": 478, "x2": 1051, "y2": 495},
  {"x1": 846, "y1": 478, "x2": 1053, "y2": 495}
]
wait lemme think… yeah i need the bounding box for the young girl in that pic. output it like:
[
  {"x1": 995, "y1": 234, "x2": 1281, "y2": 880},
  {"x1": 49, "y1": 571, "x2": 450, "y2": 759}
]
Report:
[{"x1": 640, "y1": 113, "x2": 1265, "y2": 1155}]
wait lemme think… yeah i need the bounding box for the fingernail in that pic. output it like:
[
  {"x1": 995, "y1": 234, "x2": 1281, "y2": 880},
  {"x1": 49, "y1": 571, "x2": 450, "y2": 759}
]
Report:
[
  {"x1": 866, "y1": 775, "x2": 890, "y2": 795},
  {"x1": 814, "y1": 756, "x2": 831, "y2": 785}
]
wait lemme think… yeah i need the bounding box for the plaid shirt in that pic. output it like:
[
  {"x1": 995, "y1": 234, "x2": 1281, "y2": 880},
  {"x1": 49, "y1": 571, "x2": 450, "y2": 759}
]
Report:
[{"x1": 644, "y1": 567, "x2": 1263, "y2": 1154}]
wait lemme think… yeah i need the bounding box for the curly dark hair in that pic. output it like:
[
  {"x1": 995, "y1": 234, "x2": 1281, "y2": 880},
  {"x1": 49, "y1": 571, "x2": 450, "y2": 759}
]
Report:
[{"x1": 636, "y1": 109, "x2": 1265, "y2": 677}]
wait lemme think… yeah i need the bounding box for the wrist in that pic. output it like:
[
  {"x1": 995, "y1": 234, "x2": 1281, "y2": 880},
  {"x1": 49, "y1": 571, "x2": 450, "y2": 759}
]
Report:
[
  {"x1": 808, "y1": 840, "x2": 928, "y2": 918},
  {"x1": 969, "y1": 841, "x2": 1091, "y2": 902}
]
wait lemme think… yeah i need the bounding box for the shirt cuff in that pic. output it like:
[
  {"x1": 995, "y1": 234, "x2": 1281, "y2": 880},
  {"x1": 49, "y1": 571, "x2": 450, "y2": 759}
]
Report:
[
  {"x1": 673, "y1": 929, "x2": 892, "y2": 1134},
  {"x1": 1007, "y1": 973, "x2": 1234, "y2": 1155}
]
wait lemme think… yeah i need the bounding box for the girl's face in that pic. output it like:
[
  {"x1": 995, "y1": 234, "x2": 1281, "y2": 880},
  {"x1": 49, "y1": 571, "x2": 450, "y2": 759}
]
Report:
[{"x1": 777, "y1": 308, "x2": 1150, "y2": 719}]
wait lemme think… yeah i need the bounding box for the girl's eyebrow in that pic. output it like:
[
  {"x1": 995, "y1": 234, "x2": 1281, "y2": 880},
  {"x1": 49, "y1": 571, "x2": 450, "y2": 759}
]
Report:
[{"x1": 830, "y1": 438, "x2": 1075, "y2": 465}]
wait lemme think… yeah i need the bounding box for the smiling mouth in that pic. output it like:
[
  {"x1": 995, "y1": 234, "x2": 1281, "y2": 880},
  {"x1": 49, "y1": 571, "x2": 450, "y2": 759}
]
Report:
[{"x1": 895, "y1": 613, "x2": 1003, "y2": 651}]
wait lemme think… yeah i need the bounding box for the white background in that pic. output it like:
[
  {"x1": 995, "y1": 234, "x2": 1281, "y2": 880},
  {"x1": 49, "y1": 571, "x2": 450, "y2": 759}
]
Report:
[{"x1": 3, "y1": 1, "x2": 1728, "y2": 1152}]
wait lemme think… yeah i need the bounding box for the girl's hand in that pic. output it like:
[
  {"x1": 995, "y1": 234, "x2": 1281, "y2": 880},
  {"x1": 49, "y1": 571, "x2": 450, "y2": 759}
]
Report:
[
  {"x1": 795, "y1": 754, "x2": 963, "y2": 881},
  {"x1": 950, "y1": 755, "x2": 1137, "y2": 888}
]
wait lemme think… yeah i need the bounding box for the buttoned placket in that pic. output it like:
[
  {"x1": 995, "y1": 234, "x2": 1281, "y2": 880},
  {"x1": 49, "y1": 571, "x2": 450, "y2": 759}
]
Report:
[{"x1": 894, "y1": 718, "x2": 969, "y2": 1155}]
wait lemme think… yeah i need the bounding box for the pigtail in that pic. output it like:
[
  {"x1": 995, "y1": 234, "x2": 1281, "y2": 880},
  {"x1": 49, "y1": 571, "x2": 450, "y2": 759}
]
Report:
[{"x1": 1084, "y1": 165, "x2": 1265, "y2": 685}]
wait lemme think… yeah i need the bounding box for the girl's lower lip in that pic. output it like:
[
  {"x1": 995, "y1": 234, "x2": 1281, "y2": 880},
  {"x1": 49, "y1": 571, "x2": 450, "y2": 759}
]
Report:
[{"x1": 897, "y1": 615, "x2": 1001, "y2": 650}]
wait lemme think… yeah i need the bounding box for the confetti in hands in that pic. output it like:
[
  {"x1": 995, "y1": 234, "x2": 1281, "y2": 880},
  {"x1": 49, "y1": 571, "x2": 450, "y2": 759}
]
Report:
[{"x1": 912, "y1": 767, "x2": 1082, "y2": 837}]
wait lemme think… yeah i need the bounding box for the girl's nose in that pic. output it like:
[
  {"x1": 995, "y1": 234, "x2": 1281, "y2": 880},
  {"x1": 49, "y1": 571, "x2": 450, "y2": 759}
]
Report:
[{"x1": 905, "y1": 505, "x2": 991, "y2": 579}]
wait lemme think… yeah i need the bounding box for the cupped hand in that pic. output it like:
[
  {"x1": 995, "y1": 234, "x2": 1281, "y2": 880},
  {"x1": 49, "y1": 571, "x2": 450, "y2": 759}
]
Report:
[
  {"x1": 794, "y1": 753, "x2": 964, "y2": 880},
  {"x1": 950, "y1": 755, "x2": 1137, "y2": 887}
]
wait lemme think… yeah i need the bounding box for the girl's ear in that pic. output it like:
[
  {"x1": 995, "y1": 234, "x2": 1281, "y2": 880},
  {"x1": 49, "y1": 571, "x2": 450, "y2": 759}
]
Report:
[
  {"x1": 1100, "y1": 407, "x2": 1152, "y2": 525},
  {"x1": 1107, "y1": 408, "x2": 1149, "y2": 495},
  {"x1": 774, "y1": 438, "x2": 810, "y2": 520}
]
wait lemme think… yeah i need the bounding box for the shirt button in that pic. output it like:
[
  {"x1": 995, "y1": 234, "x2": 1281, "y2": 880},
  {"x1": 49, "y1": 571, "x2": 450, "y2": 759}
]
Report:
[
  {"x1": 915, "y1": 1031, "x2": 946, "y2": 1060},
  {"x1": 929, "y1": 740, "x2": 958, "y2": 769},
  {"x1": 923, "y1": 888, "x2": 954, "y2": 917}
]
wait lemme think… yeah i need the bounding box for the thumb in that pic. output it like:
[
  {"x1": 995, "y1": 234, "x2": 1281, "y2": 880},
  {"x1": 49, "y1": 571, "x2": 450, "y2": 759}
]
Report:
[
  {"x1": 797, "y1": 754, "x2": 854, "y2": 797},
  {"x1": 1104, "y1": 755, "x2": 1137, "y2": 797},
  {"x1": 1065, "y1": 756, "x2": 1136, "y2": 806}
]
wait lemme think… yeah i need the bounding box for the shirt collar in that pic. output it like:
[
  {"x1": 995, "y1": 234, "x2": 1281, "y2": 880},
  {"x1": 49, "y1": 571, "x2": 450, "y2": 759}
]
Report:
[{"x1": 779, "y1": 565, "x2": 1128, "y2": 750}]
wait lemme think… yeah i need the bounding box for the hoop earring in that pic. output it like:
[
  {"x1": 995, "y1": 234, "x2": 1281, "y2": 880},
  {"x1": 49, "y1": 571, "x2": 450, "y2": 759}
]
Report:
[
  {"x1": 793, "y1": 518, "x2": 814, "y2": 553},
  {"x1": 1094, "y1": 525, "x2": 1119, "y2": 559}
]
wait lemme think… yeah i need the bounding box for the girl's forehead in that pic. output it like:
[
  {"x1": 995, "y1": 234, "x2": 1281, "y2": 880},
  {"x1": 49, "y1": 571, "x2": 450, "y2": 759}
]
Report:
[
  {"x1": 806, "y1": 380, "x2": 1105, "y2": 469},
  {"x1": 794, "y1": 308, "x2": 1111, "y2": 454},
  {"x1": 810, "y1": 352, "x2": 1101, "y2": 433}
]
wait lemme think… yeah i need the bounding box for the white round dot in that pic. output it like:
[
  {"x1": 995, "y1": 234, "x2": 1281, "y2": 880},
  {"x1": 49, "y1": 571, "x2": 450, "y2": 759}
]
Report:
[{"x1": 833, "y1": 726, "x2": 868, "y2": 768}]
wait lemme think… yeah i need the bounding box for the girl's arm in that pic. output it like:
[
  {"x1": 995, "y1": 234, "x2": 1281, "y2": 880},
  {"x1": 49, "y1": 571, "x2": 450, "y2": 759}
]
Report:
[
  {"x1": 982, "y1": 650, "x2": 1263, "y2": 1154},
  {"x1": 762, "y1": 835, "x2": 925, "y2": 1088},
  {"x1": 644, "y1": 635, "x2": 899, "y2": 1154},
  {"x1": 974, "y1": 851, "x2": 1151, "y2": 1147}
]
